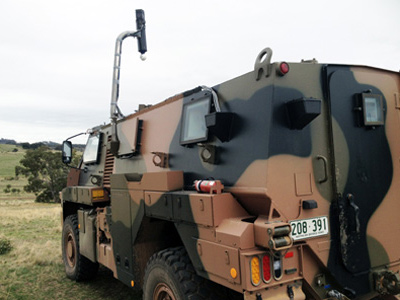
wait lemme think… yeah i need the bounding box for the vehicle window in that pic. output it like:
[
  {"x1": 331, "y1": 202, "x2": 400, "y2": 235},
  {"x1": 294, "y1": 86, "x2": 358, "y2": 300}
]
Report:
[
  {"x1": 363, "y1": 95, "x2": 383, "y2": 125},
  {"x1": 83, "y1": 134, "x2": 101, "y2": 164},
  {"x1": 180, "y1": 96, "x2": 210, "y2": 145}
]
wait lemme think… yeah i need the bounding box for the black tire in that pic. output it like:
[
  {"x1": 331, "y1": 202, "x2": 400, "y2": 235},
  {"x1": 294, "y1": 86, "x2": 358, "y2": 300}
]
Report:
[
  {"x1": 143, "y1": 246, "x2": 239, "y2": 300},
  {"x1": 62, "y1": 214, "x2": 98, "y2": 281}
]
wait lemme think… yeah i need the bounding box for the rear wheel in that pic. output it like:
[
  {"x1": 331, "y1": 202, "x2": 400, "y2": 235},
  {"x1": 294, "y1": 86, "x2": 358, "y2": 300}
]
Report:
[
  {"x1": 62, "y1": 214, "x2": 98, "y2": 281},
  {"x1": 143, "y1": 246, "x2": 238, "y2": 300}
]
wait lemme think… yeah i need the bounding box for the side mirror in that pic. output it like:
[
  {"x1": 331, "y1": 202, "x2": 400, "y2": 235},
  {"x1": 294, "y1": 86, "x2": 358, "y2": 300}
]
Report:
[{"x1": 62, "y1": 141, "x2": 72, "y2": 164}]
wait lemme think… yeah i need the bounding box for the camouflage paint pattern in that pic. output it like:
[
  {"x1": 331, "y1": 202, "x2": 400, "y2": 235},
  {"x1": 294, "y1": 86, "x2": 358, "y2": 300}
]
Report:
[{"x1": 61, "y1": 51, "x2": 400, "y2": 299}]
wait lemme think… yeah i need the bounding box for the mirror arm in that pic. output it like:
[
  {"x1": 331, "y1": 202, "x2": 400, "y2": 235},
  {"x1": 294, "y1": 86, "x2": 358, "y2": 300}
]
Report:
[
  {"x1": 66, "y1": 132, "x2": 86, "y2": 141},
  {"x1": 66, "y1": 164, "x2": 81, "y2": 170}
]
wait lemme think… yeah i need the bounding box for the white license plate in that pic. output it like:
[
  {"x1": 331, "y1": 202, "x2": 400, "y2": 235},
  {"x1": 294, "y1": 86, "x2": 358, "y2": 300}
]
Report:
[{"x1": 289, "y1": 216, "x2": 329, "y2": 240}]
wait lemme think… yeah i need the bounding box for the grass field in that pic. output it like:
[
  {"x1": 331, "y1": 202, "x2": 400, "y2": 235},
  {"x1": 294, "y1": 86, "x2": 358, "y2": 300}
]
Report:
[
  {"x1": 0, "y1": 144, "x2": 24, "y2": 177},
  {"x1": 0, "y1": 144, "x2": 32, "y2": 202},
  {"x1": 0, "y1": 200, "x2": 141, "y2": 300},
  {"x1": 0, "y1": 144, "x2": 141, "y2": 300}
]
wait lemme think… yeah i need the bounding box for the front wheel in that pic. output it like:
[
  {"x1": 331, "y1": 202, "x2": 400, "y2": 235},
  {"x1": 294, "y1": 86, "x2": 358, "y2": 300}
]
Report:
[
  {"x1": 143, "y1": 246, "x2": 237, "y2": 300},
  {"x1": 62, "y1": 214, "x2": 98, "y2": 281}
]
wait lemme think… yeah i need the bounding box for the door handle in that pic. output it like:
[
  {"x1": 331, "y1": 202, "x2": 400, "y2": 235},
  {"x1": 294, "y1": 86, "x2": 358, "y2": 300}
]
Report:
[{"x1": 316, "y1": 155, "x2": 328, "y2": 183}]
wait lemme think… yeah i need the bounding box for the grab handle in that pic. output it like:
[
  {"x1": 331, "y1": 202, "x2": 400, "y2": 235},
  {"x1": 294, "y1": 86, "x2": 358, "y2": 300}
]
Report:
[{"x1": 316, "y1": 155, "x2": 328, "y2": 183}]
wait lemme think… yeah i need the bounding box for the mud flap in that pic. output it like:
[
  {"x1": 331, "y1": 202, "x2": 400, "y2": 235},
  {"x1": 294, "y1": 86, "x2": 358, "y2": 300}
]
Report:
[
  {"x1": 78, "y1": 209, "x2": 97, "y2": 262},
  {"x1": 338, "y1": 194, "x2": 363, "y2": 273}
]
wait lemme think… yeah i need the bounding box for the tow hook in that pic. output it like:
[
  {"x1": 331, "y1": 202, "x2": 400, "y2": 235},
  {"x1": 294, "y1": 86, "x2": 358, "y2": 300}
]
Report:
[
  {"x1": 373, "y1": 270, "x2": 400, "y2": 295},
  {"x1": 287, "y1": 285, "x2": 294, "y2": 300}
]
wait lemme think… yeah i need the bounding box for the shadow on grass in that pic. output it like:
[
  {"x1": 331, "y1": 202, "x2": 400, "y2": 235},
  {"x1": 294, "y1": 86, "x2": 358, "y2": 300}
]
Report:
[{"x1": 74, "y1": 266, "x2": 142, "y2": 300}]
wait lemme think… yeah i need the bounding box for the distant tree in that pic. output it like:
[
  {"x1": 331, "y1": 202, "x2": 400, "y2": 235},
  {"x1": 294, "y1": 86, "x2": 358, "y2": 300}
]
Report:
[
  {"x1": 43, "y1": 141, "x2": 61, "y2": 149},
  {"x1": 19, "y1": 142, "x2": 45, "y2": 150},
  {"x1": 20, "y1": 142, "x2": 31, "y2": 149},
  {"x1": 11, "y1": 188, "x2": 20, "y2": 194},
  {"x1": 30, "y1": 142, "x2": 45, "y2": 149},
  {"x1": 15, "y1": 146, "x2": 70, "y2": 203},
  {"x1": 3, "y1": 184, "x2": 11, "y2": 193}
]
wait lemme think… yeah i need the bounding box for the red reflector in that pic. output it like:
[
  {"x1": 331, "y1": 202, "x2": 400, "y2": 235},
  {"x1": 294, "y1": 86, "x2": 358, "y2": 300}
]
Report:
[
  {"x1": 285, "y1": 251, "x2": 294, "y2": 259},
  {"x1": 262, "y1": 255, "x2": 271, "y2": 282},
  {"x1": 280, "y1": 62, "x2": 290, "y2": 74}
]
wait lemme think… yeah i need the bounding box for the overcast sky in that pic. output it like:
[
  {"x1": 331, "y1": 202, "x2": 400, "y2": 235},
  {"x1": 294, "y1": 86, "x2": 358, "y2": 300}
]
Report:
[{"x1": 0, "y1": 0, "x2": 399, "y2": 144}]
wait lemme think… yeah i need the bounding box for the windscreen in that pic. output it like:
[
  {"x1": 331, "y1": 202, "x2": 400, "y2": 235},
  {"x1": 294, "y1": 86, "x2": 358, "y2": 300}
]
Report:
[{"x1": 83, "y1": 134, "x2": 100, "y2": 164}]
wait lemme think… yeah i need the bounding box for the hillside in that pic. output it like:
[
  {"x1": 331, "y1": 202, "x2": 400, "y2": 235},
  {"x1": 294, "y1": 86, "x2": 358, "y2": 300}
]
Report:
[{"x1": 0, "y1": 144, "x2": 35, "y2": 201}]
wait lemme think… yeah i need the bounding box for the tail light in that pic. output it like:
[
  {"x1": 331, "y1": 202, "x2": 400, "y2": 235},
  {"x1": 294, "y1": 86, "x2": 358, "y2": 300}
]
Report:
[
  {"x1": 250, "y1": 256, "x2": 261, "y2": 286},
  {"x1": 262, "y1": 254, "x2": 272, "y2": 283},
  {"x1": 276, "y1": 62, "x2": 290, "y2": 76}
]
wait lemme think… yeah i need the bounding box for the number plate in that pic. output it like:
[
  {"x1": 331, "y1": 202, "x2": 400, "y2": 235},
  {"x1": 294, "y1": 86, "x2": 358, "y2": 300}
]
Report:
[{"x1": 289, "y1": 216, "x2": 329, "y2": 240}]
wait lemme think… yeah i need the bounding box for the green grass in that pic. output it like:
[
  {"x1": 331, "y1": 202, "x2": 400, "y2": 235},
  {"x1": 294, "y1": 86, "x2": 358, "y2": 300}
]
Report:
[
  {"x1": 0, "y1": 201, "x2": 141, "y2": 300},
  {"x1": 0, "y1": 144, "x2": 34, "y2": 201}
]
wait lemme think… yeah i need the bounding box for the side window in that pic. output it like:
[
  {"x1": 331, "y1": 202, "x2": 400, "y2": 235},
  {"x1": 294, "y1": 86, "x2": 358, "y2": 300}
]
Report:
[
  {"x1": 83, "y1": 133, "x2": 101, "y2": 164},
  {"x1": 180, "y1": 96, "x2": 211, "y2": 145},
  {"x1": 362, "y1": 93, "x2": 384, "y2": 126}
]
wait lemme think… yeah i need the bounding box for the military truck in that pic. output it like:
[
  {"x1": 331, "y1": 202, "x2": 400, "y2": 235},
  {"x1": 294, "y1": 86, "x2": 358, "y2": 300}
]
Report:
[{"x1": 60, "y1": 9, "x2": 400, "y2": 300}]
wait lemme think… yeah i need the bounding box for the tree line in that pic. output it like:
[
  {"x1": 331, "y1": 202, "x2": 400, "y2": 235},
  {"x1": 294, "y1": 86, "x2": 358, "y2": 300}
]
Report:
[{"x1": 0, "y1": 138, "x2": 85, "y2": 151}]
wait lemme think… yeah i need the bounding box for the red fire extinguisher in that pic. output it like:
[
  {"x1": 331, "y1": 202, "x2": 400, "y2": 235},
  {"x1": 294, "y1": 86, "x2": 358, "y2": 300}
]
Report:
[{"x1": 194, "y1": 180, "x2": 224, "y2": 194}]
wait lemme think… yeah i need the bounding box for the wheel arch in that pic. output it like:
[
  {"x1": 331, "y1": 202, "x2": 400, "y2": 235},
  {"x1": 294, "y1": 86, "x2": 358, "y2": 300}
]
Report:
[
  {"x1": 130, "y1": 216, "x2": 183, "y2": 288},
  {"x1": 62, "y1": 200, "x2": 93, "y2": 222}
]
